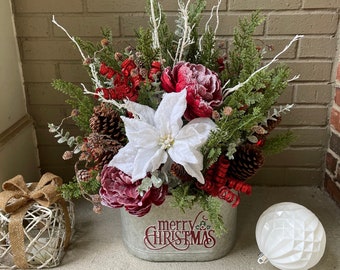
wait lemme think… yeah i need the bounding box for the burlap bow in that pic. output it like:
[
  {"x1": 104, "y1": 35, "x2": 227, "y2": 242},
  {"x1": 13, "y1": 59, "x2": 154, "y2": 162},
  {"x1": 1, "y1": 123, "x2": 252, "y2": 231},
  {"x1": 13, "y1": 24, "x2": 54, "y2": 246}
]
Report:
[{"x1": 0, "y1": 173, "x2": 71, "y2": 269}]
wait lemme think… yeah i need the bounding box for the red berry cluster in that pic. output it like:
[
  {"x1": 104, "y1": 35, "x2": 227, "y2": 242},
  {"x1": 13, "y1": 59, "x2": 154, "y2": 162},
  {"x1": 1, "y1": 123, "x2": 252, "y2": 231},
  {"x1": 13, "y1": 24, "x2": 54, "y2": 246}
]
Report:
[
  {"x1": 96, "y1": 61, "x2": 140, "y2": 101},
  {"x1": 95, "y1": 59, "x2": 162, "y2": 102},
  {"x1": 197, "y1": 155, "x2": 252, "y2": 207},
  {"x1": 148, "y1": 61, "x2": 162, "y2": 81}
]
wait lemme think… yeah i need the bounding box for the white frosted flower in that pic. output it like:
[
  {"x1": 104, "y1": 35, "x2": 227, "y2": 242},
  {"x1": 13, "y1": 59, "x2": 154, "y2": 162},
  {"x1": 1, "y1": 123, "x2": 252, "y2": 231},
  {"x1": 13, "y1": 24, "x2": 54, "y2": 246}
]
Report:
[{"x1": 108, "y1": 90, "x2": 216, "y2": 184}]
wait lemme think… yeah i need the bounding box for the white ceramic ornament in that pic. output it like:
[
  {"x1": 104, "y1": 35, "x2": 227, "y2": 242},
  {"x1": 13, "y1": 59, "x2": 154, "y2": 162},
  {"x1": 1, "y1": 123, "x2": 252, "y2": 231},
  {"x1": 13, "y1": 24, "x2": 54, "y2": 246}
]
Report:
[{"x1": 255, "y1": 202, "x2": 326, "y2": 270}]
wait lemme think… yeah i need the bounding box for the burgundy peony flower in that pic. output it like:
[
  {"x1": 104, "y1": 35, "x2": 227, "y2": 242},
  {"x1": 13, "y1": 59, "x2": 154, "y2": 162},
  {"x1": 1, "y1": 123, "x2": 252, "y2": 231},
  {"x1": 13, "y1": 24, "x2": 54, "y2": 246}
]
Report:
[
  {"x1": 99, "y1": 166, "x2": 168, "y2": 217},
  {"x1": 160, "y1": 62, "x2": 222, "y2": 120}
]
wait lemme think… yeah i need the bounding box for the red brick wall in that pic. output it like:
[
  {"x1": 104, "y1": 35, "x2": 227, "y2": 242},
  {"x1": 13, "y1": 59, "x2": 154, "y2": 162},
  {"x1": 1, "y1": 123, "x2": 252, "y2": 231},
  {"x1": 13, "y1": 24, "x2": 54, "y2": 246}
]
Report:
[{"x1": 325, "y1": 57, "x2": 340, "y2": 205}]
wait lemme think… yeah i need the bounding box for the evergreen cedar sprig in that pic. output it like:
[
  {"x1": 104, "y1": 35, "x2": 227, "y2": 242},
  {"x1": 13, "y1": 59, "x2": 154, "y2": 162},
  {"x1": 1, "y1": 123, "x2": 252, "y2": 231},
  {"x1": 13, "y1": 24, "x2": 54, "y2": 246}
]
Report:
[
  {"x1": 196, "y1": 30, "x2": 219, "y2": 72},
  {"x1": 136, "y1": 28, "x2": 159, "y2": 70},
  {"x1": 170, "y1": 182, "x2": 225, "y2": 237},
  {"x1": 225, "y1": 11, "x2": 264, "y2": 84},
  {"x1": 51, "y1": 79, "x2": 95, "y2": 134},
  {"x1": 59, "y1": 172, "x2": 101, "y2": 200},
  {"x1": 262, "y1": 131, "x2": 295, "y2": 155},
  {"x1": 75, "y1": 27, "x2": 121, "y2": 71}
]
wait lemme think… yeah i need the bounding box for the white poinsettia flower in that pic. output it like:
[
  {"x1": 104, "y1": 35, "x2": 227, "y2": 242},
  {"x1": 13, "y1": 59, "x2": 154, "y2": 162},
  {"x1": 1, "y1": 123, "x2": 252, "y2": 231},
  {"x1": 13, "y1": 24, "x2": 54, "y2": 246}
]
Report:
[{"x1": 108, "y1": 90, "x2": 216, "y2": 184}]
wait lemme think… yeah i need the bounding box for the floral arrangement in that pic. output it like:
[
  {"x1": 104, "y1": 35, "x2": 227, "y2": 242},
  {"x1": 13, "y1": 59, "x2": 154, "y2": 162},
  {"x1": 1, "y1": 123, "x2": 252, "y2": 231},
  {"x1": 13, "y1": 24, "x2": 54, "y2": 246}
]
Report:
[{"x1": 49, "y1": 0, "x2": 301, "y2": 234}]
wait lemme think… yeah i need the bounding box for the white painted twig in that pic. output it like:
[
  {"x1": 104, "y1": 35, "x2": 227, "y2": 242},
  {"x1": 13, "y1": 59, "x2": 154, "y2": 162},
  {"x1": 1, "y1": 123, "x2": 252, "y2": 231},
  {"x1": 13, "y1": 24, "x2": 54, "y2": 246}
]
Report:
[
  {"x1": 224, "y1": 34, "x2": 304, "y2": 97},
  {"x1": 199, "y1": 0, "x2": 221, "y2": 52},
  {"x1": 287, "y1": 74, "x2": 300, "y2": 82},
  {"x1": 52, "y1": 15, "x2": 103, "y2": 89},
  {"x1": 214, "y1": 0, "x2": 222, "y2": 36},
  {"x1": 52, "y1": 15, "x2": 86, "y2": 61},
  {"x1": 81, "y1": 84, "x2": 149, "y2": 119}
]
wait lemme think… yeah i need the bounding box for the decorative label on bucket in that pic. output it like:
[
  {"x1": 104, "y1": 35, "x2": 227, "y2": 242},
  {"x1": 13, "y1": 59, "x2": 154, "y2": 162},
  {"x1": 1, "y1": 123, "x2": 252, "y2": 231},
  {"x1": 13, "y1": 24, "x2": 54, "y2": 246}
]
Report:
[
  {"x1": 144, "y1": 211, "x2": 216, "y2": 251},
  {"x1": 120, "y1": 197, "x2": 237, "y2": 261}
]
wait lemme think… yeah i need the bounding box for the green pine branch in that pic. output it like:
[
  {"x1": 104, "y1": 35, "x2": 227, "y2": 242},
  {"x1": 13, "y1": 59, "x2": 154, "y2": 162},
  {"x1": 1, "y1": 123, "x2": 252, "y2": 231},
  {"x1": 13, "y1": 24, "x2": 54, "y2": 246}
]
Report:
[
  {"x1": 202, "y1": 105, "x2": 265, "y2": 167},
  {"x1": 170, "y1": 182, "x2": 226, "y2": 237},
  {"x1": 196, "y1": 29, "x2": 219, "y2": 71},
  {"x1": 60, "y1": 172, "x2": 101, "y2": 200},
  {"x1": 262, "y1": 130, "x2": 295, "y2": 155},
  {"x1": 198, "y1": 195, "x2": 226, "y2": 237},
  {"x1": 136, "y1": 27, "x2": 159, "y2": 69},
  {"x1": 224, "y1": 11, "x2": 264, "y2": 85},
  {"x1": 201, "y1": 11, "x2": 291, "y2": 167},
  {"x1": 51, "y1": 79, "x2": 95, "y2": 134},
  {"x1": 75, "y1": 28, "x2": 120, "y2": 70},
  {"x1": 185, "y1": 0, "x2": 206, "y2": 63}
]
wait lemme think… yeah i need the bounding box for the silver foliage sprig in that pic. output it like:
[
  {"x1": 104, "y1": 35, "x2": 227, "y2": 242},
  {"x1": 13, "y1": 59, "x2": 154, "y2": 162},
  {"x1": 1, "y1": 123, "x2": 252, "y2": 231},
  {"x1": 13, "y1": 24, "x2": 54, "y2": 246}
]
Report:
[
  {"x1": 271, "y1": 104, "x2": 294, "y2": 119},
  {"x1": 48, "y1": 122, "x2": 82, "y2": 154}
]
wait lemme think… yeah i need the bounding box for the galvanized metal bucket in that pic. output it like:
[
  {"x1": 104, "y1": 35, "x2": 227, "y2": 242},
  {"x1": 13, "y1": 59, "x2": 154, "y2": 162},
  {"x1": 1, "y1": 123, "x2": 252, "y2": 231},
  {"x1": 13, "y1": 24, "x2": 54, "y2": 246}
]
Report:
[{"x1": 120, "y1": 196, "x2": 237, "y2": 261}]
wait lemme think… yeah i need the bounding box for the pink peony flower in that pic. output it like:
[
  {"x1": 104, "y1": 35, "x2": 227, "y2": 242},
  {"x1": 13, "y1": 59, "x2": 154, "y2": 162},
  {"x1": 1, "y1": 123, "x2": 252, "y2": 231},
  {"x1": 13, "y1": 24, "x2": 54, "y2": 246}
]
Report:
[
  {"x1": 99, "y1": 165, "x2": 168, "y2": 217},
  {"x1": 160, "y1": 62, "x2": 222, "y2": 120}
]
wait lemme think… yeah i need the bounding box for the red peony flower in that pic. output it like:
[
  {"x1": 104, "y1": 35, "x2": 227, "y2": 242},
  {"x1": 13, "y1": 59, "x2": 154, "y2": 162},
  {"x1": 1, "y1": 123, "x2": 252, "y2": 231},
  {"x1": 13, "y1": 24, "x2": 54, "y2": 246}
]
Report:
[
  {"x1": 160, "y1": 62, "x2": 222, "y2": 120},
  {"x1": 99, "y1": 166, "x2": 168, "y2": 217}
]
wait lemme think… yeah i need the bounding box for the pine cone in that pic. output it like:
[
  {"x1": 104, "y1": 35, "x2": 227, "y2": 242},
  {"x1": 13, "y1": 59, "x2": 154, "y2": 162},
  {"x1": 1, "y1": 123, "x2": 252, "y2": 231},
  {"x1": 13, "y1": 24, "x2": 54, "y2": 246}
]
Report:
[
  {"x1": 90, "y1": 103, "x2": 126, "y2": 144},
  {"x1": 170, "y1": 163, "x2": 194, "y2": 182},
  {"x1": 76, "y1": 169, "x2": 92, "y2": 182},
  {"x1": 93, "y1": 148, "x2": 117, "y2": 171},
  {"x1": 226, "y1": 143, "x2": 264, "y2": 181},
  {"x1": 265, "y1": 116, "x2": 282, "y2": 133},
  {"x1": 83, "y1": 133, "x2": 122, "y2": 170},
  {"x1": 253, "y1": 116, "x2": 282, "y2": 145}
]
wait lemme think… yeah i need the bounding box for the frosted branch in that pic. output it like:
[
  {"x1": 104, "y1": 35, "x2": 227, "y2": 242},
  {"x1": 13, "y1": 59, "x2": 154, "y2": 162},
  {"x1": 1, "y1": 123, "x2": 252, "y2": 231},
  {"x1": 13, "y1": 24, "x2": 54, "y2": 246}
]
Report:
[
  {"x1": 89, "y1": 60, "x2": 103, "y2": 88},
  {"x1": 81, "y1": 84, "x2": 123, "y2": 109},
  {"x1": 149, "y1": 0, "x2": 162, "y2": 61},
  {"x1": 224, "y1": 34, "x2": 304, "y2": 97},
  {"x1": 174, "y1": 0, "x2": 194, "y2": 65}
]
